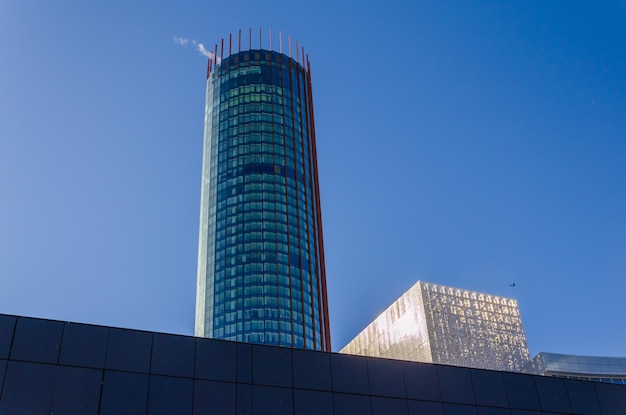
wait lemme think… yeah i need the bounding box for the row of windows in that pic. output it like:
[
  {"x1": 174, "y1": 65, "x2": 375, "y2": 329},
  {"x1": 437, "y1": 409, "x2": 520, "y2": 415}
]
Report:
[
  {"x1": 213, "y1": 253, "x2": 312, "y2": 269},
  {"x1": 212, "y1": 233, "x2": 311, "y2": 248},
  {"x1": 225, "y1": 50, "x2": 304, "y2": 67},
  {"x1": 211, "y1": 280, "x2": 318, "y2": 305},
  {"x1": 212, "y1": 131, "x2": 308, "y2": 155},
  {"x1": 220, "y1": 143, "x2": 310, "y2": 158},
  {"x1": 214, "y1": 249, "x2": 313, "y2": 265},
  {"x1": 216, "y1": 219, "x2": 312, "y2": 235},
  {"x1": 213, "y1": 303, "x2": 313, "y2": 324},
  {"x1": 210, "y1": 230, "x2": 316, "y2": 253},
  {"x1": 216, "y1": 149, "x2": 307, "y2": 164},
  {"x1": 210, "y1": 241, "x2": 314, "y2": 257},
  {"x1": 220, "y1": 55, "x2": 305, "y2": 77},
  {"x1": 214, "y1": 284, "x2": 316, "y2": 302},
  {"x1": 218, "y1": 146, "x2": 308, "y2": 163},
  {"x1": 217, "y1": 331, "x2": 313, "y2": 347},
  {"x1": 219, "y1": 322, "x2": 316, "y2": 338},
  {"x1": 215, "y1": 262, "x2": 314, "y2": 277},
  {"x1": 216, "y1": 201, "x2": 306, "y2": 215},
  {"x1": 213, "y1": 290, "x2": 315, "y2": 309},
  {"x1": 214, "y1": 210, "x2": 313, "y2": 227},
  {"x1": 217, "y1": 66, "x2": 308, "y2": 97},
  {"x1": 216, "y1": 93, "x2": 301, "y2": 109},
  {"x1": 212, "y1": 272, "x2": 316, "y2": 288},
  {"x1": 212, "y1": 243, "x2": 314, "y2": 259},
  {"x1": 215, "y1": 168, "x2": 309, "y2": 189},
  {"x1": 214, "y1": 296, "x2": 310, "y2": 314},
  {"x1": 211, "y1": 207, "x2": 315, "y2": 228},
  {"x1": 213, "y1": 128, "x2": 308, "y2": 146},
  {"x1": 218, "y1": 201, "x2": 314, "y2": 218}
]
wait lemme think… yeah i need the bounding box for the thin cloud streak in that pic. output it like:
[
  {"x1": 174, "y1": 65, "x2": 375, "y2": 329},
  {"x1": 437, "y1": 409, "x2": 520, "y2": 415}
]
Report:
[{"x1": 173, "y1": 36, "x2": 220, "y2": 63}]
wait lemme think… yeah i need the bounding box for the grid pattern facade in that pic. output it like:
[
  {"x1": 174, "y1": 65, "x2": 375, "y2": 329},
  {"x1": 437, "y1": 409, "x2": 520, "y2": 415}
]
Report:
[
  {"x1": 341, "y1": 281, "x2": 531, "y2": 372},
  {"x1": 1, "y1": 314, "x2": 625, "y2": 415},
  {"x1": 195, "y1": 48, "x2": 330, "y2": 351}
]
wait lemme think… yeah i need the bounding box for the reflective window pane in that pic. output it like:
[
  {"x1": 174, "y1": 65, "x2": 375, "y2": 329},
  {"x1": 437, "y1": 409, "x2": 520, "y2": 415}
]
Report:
[
  {"x1": 444, "y1": 403, "x2": 478, "y2": 415},
  {"x1": 252, "y1": 345, "x2": 292, "y2": 387},
  {"x1": 105, "y1": 328, "x2": 152, "y2": 373},
  {"x1": 51, "y1": 365, "x2": 102, "y2": 414},
  {"x1": 533, "y1": 376, "x2": 571, "y2": 413},
  {"x1": 237, "y1": 383, "x2": 253, "y2": 415},
  {"x1": 293, "y1": 389, "x2": 333, "y2": 415},
  {"x1": 372, "y1": 396, "x2": 408, "y2": 415},
  {"x1": 333, "y1": 393, "x2": 371, "y2": 415},
  {"x1": 502, "y1": 373, "x2": 540, "y2": 410},
  {"x1": 330, "y1": 354, "x2": 369, "y2": 394},
  {"x1": 237, "y1": 343, "x2": 252, "y2": 383},
  {"x1": 151, "y1": 333, "x2": 194, "y2": 377},
  {"x1": 0, "y1": 315, "x2": 16, "y2": 359},
  {"x1": 368, "y1": 358, "x2": 406, "y2": 398},
  {"x1": 564, "y1": 379, "x2": 601, "y2": 415},
  {"x1": 471, "y1": 369, "x2": 508, "y2": 408},
  {"x1": 0, "y1": 361, "x2": 55, "y2": 413},
  {"x1": 59, "y1": 323, "x2": 108, "y2": 368},
  {"x1": 408, "y1": 400, "x2": 444, "y2": 415},
  {"x1": 194, "y1": 379, "x2": 236, "y2": 415},
  {"x1": 253, "y1": 385, "x2": 293, "y2": 415},
  {"x1": 195, "y1": 337, "x2": 236, "y2": 382},
  {"x1": 11, "y1": 317, "x2": 63, "y2": 363},
  {"x1": 292, "y1": 349, "x2": 331, "y2": 391},
  {"x1": 0, "y1": 361, "x2": 100, "y2": 413},
  {"x1": 477, "y1": 407, "x2": 510, "y2": 415},
  {"x1": 100, "y1": 370, "x2": 149, "y2": 415},
  {"x1": 0, "y1": 359, "x2": 6, "y2": 394},
  {"x1": 594, "y1": 383, "x2": 626, "y2": 414},
  {"x1": 403, "y1": 361, "x2": 441, "y2": 401},
  {"x1": 437, "y1": 365, "x2": 475, "y2": 405},
  {"x1": 147, "y1": 375, "x2": 192, "y2": 415}
]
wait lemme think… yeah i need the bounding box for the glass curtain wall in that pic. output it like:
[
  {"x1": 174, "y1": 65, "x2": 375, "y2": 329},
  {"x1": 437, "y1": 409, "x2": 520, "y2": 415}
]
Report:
[{"x1": 196, "y1": 49, "x2": 330, "y2": 351}]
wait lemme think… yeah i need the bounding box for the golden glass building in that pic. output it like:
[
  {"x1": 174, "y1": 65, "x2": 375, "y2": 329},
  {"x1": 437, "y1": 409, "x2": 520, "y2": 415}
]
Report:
[{"x1": 340, "y1": 281, "x2": 530, "y2": 372}]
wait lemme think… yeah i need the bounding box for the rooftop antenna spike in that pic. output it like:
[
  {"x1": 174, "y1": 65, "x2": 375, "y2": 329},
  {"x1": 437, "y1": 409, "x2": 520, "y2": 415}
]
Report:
[
  {"x1": 220, "y1": 38, "x2": 224, "y2": 61},
  {"x1": 302, "y1": 47, "x2": 305, "y2": 66},
  {"x1": 249, "y1": 28, "x2": 252, "y2": 50},
  {"x1": 213, "y1": 44, "x2": 217, "y2": 65},
  {"x1": 259, "y1": 27, "x2": 262, "y2": 49},
  {"x1": 279, "y1": 32, "x2": 282, "y2": 54},
  {"x1": 269, "y1": 28, "x2": 272, "y2": 51},
  {"x1": 229, "y1": 33, "x2": 232, "y2": 56},
  {"x1": 295, "y1": 40, "x2": 299, "y2": 62},
  {"x1": 238, "y1": 29, "x2": 241, "y2": 52}
]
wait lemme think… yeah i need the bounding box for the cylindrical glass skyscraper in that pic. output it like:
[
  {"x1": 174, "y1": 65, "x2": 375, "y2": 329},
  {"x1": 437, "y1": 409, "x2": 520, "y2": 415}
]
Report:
[{"x1": 195, "y1": 37, "x2": 331, "y2": 351}]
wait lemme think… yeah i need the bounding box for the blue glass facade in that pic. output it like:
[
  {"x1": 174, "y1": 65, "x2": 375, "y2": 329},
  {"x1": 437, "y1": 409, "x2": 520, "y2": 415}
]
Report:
[{"x1": 195, "y1": 47, "x2": 330, "y2": 351}]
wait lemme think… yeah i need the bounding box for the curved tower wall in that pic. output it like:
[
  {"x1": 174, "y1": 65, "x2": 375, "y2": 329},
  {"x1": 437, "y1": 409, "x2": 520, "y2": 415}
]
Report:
[{"x1": 196, "y1": 47, "x2": 330, "y2": 351}]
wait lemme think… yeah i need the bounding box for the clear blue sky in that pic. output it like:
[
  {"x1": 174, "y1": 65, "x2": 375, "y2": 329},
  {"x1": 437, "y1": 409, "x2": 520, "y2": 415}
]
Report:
[{"x1": 1, "y1": 1, "x2": 625, "y2": 356}]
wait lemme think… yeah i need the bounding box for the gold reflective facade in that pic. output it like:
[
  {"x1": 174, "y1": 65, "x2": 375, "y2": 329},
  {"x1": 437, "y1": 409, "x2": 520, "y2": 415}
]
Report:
[{"x1": 340, "y1": 281, "x2": 530, "y2": 372}]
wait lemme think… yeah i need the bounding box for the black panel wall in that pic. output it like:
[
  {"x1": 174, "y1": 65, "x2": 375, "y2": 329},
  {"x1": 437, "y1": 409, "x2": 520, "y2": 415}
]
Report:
[{"x1": 0, "y1": 313, "x2": 624, "y2": 414}]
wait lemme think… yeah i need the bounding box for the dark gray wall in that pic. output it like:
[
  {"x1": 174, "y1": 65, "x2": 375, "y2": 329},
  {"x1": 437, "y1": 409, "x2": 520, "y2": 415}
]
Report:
[{"x1": 0, "y1": 314, "x2": 624, "y2": 414}]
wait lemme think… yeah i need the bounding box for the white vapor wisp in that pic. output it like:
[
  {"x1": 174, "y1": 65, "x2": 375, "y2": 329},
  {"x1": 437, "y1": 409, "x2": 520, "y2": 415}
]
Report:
[{"x1": 173, "y1": 36, "x2": 220, "y2": 63}]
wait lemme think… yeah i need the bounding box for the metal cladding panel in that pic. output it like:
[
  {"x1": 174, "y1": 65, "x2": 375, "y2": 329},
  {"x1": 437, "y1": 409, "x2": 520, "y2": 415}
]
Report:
[
  {"x1": 340, "y1": 281, "x2": 531, "y2": 372},
  {"x1": 1, "y1": 314, "x2": 625, "y2": 415},
  {"x1": 340, "y1": 281, "x2": 432, "y2": 362}
]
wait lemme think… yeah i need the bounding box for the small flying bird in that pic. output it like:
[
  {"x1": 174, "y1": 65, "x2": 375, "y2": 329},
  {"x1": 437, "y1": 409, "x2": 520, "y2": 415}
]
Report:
[{"x1": 510, "y1": 283, "x2": 516, "y2": 287}]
